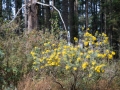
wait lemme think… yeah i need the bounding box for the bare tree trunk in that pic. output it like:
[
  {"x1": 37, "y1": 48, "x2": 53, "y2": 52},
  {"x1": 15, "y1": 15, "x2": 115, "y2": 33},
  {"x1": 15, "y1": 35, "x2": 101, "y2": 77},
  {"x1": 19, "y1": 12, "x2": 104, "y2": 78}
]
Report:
[{"x1": 28, "y1": 0, "x2": 38, "y2": 32}]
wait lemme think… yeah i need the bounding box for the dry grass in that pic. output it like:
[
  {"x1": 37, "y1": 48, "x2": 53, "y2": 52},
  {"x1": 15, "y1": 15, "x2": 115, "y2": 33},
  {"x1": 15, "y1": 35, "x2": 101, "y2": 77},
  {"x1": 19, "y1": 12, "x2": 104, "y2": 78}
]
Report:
[
  {"x1": 17, "y1": 74, "x2": 64, "y2": 90},
  {"x1": 17, "y1": 74, "x2": 120, "y2": 90}
]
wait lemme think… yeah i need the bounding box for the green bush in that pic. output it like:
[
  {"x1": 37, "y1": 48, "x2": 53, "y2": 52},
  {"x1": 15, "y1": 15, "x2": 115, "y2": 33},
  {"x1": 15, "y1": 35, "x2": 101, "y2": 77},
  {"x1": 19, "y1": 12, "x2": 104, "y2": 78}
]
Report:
[{"x1": 31, "y1": 30, "x2": 116, "y2": 89}]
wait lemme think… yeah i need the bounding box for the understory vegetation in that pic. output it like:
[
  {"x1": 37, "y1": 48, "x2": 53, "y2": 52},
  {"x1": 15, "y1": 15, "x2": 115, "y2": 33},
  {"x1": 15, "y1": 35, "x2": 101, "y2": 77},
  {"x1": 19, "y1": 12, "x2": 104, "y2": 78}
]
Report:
[{"x1": 0, "y1": 23, "x2": 120, "y2": 90}]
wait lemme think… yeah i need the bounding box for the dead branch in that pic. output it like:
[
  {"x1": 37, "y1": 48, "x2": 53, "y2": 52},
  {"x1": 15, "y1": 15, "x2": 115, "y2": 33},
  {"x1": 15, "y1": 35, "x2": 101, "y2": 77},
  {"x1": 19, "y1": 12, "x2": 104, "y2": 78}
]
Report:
[
  {"x1": 9, "y1": 5, "x2": 26, "y2": 24},
  {"x1": 8, "y1": 2, "x2": 67, "y2": 31},
  {"x1": 36, "y1": 2, "x2": 67, "y2": 31}
]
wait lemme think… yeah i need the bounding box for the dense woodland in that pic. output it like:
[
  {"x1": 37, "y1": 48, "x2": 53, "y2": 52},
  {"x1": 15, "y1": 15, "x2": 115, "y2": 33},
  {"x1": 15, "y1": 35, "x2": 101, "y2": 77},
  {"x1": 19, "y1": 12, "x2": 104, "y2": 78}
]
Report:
[
  {"x1": 0, "y1": 0, "x2": 120, "y2": 57},
  {"x1": 0, "y1": 0, "x2": 120, "y2": 90}
]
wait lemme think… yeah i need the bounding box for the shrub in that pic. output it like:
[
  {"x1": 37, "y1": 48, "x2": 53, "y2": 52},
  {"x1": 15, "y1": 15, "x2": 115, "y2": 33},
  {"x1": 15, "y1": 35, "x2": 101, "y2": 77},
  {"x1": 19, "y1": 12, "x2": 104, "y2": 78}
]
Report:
[{"x1": 31, "y1": 30, "x2": 116, "y2": 89}]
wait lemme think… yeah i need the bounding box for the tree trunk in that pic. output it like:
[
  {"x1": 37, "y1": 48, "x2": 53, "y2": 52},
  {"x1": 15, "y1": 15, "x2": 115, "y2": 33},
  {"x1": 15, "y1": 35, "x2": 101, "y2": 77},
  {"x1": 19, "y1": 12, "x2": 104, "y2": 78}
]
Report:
[
  {"x1": 74, "y1": 0, "x2": 78, "y2": 33},
  {"x1": 69, "y1": 0, "x2": 77, "y2": 43},
  {"x1": 100, "y1": 0, "x2": 104, "y2": 33},
  {"x1": 25, "y1": 0, "x2": 28, "y2": 29},
  {"x1": 6, "y1": 0, "x2": 12, "y2": 20},
  {"x1": 0, "y1": 0, "x2": 2, "y2": 18},
  {"x1": 85, "y1": 0, "x2": 88, "y2": 29},
  {"x1": 28, "y1": 0, "x2": 38, "y2": 32},
  {"x1": 62, "y1": 0, "x2": 68, "y2": 30},
  {"x1": 104, "y1": 0, "x2": 107, "y2": 33},
  {"x1": 45, "y1": 0, "x2": 51, "y2": 32},
  {"x1": 37, "y1": 0, "x2": 41, "y2": 30}
]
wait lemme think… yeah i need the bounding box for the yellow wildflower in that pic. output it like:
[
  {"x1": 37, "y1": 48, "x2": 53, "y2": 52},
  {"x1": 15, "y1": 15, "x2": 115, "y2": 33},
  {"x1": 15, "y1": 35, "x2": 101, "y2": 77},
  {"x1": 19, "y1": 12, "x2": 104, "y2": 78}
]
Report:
[
  {"x1": 40, "y1": 66, "x2": 44, "y2": 69},
  {"x1": 31, "y1": 51, "x2": 35, "y2": 56},
  {"x1": 51, "y1": 62, "x2": 55, "y2": 66},
  {"x1": 88, "y1": 50, "x2": 93, "y2": 54},
  {"x1": 45, "y1": 50, "x2": 50, "y2": 53},
  {"x1": 65, "y1": 65, "x2": 70, "y2": 70},
  {"x1": 80, "y1": 52, "x2": 84, "y2": 56},
  {"x1": 73, "y1": 67, "x2": 77, "y2": 71},
  {"x1": 33, "y1": 62, "x2": 36, "y2": 64},
  {"x1": 95, "y1": 66, "x2": 100, "y2": 73},
  {"x1": 102, "y1": 33, "x2": 107, "y2": 37},
  {"x1": 92, "y1": 36, "x2": 96, "y2": 41},
  {"x1": 103, "y1": 40, "x2": 108, "y2": 44},
  {"x1": 35, "y1": 47, "x2": 38, "y2": 49},
  {"x1": 39, "y1": 59, "x2": 43, "y2": 62},
  {"x1": 95, "y1": 42, "x2": 99, "y2": 46},
  {"x1": 97, "y1": 54, "x2": 101, "y2": 58},
  {"x1": 35, "y1": 68, "x2": 38, "y2": 71},
  {"x1": 44, "y1": 43, "x2": 47, "y2": 46},
  {"x1": 84, "y1": 32, "x2": 89, "y2": 37},
  {"x1": 82, "y1": 62, "x2": 88, "y2": 70},
  {"x1": 91, "y1": 61, "x2": 96, "y2": 66},
  {"x1": 52, "y1": 44, "x2": 55, "y2": 47},
  {"x1": 103, "y1": 54, "x2": 107, "y2": 58},
  {"x1": 74, "y1": 37, "x2": 78, "y2": 42},
  {"x1": 111, "y1": 51, "x2": 115, "y2": 55},
  {"x1": 77, "y1": 57, "x2": 81, "y2": 62},
  {"x1": 86, "y1": 55, "x2": 90, "y2": 59},
  {"x1": 108, "y1": 54, "x2": 113, "y2": 59},
  {"x1": 95, "y1": 64, "x2": 105, "y2": 73},
  {"x1": 106, "y1": 50, "x2": 109, "y2": 53},
  {"x1": 84, "y1": 41, "x2": 89, "y2": 46}
]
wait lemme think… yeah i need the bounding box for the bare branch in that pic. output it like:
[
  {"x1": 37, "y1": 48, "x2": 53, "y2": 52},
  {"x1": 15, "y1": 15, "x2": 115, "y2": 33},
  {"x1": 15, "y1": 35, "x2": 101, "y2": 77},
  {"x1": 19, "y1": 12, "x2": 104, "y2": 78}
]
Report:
[
  {"x1": 36, "y1": 2, "x2": 67, "y2": 31},
  {"x1": 9, "y1": 5, "x2": 26, "y2": 24}
]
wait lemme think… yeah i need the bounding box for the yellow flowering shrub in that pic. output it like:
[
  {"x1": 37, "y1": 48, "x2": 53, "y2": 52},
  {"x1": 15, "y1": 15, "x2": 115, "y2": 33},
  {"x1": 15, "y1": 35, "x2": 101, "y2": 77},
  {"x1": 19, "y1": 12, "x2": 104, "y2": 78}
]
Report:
[{"x1": 31, "y1": 30, "x2": 116, "y2": 87}]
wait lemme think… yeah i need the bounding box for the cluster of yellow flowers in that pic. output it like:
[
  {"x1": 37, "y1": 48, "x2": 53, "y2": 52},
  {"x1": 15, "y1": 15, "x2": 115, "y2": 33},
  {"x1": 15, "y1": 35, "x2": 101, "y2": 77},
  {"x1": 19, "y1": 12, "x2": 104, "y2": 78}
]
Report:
[{"x1": 31, "y1": 31, "x2": 116, "y2": 77}]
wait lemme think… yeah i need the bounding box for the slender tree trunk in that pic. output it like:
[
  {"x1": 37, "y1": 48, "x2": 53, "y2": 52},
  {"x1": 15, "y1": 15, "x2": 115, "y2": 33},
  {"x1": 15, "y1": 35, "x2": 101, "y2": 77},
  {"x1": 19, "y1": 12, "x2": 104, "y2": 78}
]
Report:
[
  {"x1": 95, "y1": 0, "x2": 98, "y2": 31},
  {"x1": 104, "y1": 0, "x2": 107, "y2": 33},
  {"x1": 28, "y1": 0, "x2": 38, "y2": 32},
  {"x1": 74, "y1": 0, "x2": 78, "y2": 33},
  {"x1": 37, "y1": 0, "x2": 41, "y2": 30},
  {"x1": 69, "y1": 0, "x2": 77, "y2": 43},
  {"x1": 62, "y1": 0, "x2": 68, "y2": 30},
  {"x1": 100, "y1": 0, "x2": 104, "y2": 33},
  {"x1": 85, "y1": 0, "x2": 88, "y2": 29},
  {"x1": 25, "y1": 0, "x2": 28, "y2": 29},
  {"x1": 45, "y1": 0, "x2": 51, "y2": 32},
  {"x1": 6, "y1": 0, "x2": 12, "y2": 20},
  {"x1": 0, "y1": 0, "x2": 2, "y2": 18}
]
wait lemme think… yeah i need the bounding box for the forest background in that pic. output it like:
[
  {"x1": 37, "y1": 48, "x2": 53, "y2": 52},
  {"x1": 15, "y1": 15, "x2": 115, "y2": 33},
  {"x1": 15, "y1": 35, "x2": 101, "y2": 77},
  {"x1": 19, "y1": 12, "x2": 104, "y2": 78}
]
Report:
[{"x1": 0, "y1": 0, "x2": 120, "y2": 90}]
